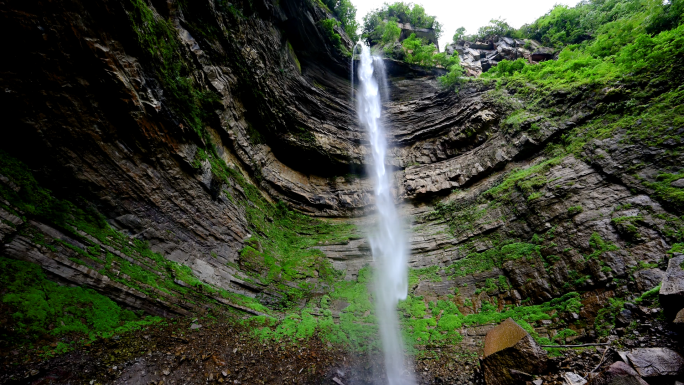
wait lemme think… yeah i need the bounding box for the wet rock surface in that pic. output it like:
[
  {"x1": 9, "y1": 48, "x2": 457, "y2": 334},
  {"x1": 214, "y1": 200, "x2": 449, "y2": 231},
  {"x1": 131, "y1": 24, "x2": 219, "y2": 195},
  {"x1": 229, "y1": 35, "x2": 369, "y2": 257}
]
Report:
[
  {"x1": 620, "y1": 348, "x2": 684, "y2": 379},
  {"x1": 0, "y1": 0, "x2": 683, "y2": 382},
  {"x1": 660, "y1": 254, "x2": 684, "y2": 320}
]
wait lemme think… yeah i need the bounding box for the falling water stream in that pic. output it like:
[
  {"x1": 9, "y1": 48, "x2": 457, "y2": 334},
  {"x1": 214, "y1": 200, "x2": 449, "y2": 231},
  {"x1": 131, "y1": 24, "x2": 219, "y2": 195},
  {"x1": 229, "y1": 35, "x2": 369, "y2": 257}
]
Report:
[{"x1": 354, "y1": 44, "x2": 415, "y2": 385}]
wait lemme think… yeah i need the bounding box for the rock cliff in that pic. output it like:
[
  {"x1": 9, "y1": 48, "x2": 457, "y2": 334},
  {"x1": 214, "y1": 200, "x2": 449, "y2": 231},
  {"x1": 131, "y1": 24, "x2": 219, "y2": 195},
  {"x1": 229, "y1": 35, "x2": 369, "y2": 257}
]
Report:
[{"x1": 1, "y1": 0, "x2": 683, "y2": 383}]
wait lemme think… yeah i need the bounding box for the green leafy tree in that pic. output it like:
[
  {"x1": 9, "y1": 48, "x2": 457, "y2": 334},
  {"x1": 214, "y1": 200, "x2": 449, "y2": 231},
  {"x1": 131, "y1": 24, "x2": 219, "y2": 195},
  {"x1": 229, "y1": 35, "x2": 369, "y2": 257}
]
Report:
[
  {"x1": 476, "y1": 18, "x2": 516, "y2": 40},
  {"x1": 335, "y1": 0, "x2": 360, "y2": 41},
  {"x1": 382, "y1": 19, "x2": 402, "y2": 44},
  {"x1": 362, "y1": 2, "x2": 442, "y2": 44},
  {"x1": 321, "y1": 18, "x2": 342, "y2": 47},
  {"x1": 452, "y1": 27, "x2": 466, "y2": 42},
  {"x1": 645, "y1": 0, "x2": 684, "y2": 35},
  {"x1": 319, "y1": 0, "x2": 360, "y2": 42},
  {"x1": 402, "y1": 33, "x2": 438, "y2": 65}
]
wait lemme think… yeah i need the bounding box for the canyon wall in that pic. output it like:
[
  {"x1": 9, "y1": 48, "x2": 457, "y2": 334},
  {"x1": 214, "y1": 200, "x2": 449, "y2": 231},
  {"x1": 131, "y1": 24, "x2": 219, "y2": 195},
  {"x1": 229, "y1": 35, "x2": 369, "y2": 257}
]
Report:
[{"x1": 1, "y1": 0, "x2": 683, "y2": 349}]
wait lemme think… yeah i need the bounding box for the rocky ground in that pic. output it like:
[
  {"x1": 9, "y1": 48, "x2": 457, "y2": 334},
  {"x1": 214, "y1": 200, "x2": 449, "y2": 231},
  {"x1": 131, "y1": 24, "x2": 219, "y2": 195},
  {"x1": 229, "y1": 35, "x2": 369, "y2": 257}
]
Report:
[
  {"x1": 0, "y1": 314, "x2": 481, "y2": 385},
  {"x1": 1, "y1": 296, "x2": 680, "y2": 385}
]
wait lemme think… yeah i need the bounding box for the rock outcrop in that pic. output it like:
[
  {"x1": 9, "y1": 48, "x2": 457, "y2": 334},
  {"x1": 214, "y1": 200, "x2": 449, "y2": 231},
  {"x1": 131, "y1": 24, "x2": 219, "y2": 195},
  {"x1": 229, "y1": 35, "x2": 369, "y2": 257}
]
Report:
[
  {"x1": 446, "y1": 37, "x2": 555, "y2": 76},
  {"x1": 1, "y1": 1, "x2": 684, "y2": 382},
  {"x1": 588, "y1": 361, "x2": 649, "y2": 385},
  {"x1": 481, "y1": 318, "x2": 548, "y2": 385},
  {"x1": 660, "y1": 254, "x2": 684, "y2": 320},
  {"x1": 618, "y1": 348, "x2": 684, "y2": 379}
]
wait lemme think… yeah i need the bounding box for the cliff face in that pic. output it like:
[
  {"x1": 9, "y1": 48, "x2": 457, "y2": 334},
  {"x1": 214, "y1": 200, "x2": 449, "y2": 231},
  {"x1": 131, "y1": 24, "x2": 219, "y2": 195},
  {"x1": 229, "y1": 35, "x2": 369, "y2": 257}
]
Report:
[
  {"x1": 0, "y1": 0, "x2": 366, "y2": 316},
  {"x1": 1, "y1": 0, "x2": 684, "y2": 382}
]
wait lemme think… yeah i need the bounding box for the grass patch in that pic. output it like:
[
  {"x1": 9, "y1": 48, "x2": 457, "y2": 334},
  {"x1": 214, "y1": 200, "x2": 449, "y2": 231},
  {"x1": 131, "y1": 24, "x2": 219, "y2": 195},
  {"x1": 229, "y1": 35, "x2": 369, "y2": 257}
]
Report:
[{"x1": 0, "y1": 257, "x2": 162, "y2": 356}]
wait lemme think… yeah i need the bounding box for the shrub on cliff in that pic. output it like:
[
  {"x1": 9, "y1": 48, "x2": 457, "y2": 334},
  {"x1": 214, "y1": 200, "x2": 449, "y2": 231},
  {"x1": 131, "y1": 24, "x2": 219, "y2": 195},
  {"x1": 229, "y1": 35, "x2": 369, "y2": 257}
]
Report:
[
  {"x1": 361, "y1": 2, "x2": 442, "y2": 46},
  {"x1": 320, "y1": 0, "x2": 359, "y2": 41}
]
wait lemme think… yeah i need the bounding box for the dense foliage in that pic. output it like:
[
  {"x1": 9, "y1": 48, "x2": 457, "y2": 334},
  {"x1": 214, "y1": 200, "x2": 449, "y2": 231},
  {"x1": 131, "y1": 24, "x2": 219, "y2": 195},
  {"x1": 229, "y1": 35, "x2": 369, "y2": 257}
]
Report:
[
  {"x1": 483, "y1": 0, "x2": 684, "y2": 86},
  {"x1": 361, "y1": 2, "x2": 442, "y2": 45},
  {"x1": 0, "y1": 257, "x2": 161, "y2": 355},
  {"x1": 320, "y1": 0, "x2": 360, "y2": 41},
  {"x1": 357, "y1": 2, "x2": 464, "y2": 86},
  {"x1": 401, "y1": 33, "x2": 451, "y2": 67},
  {"x1": 519, "y1": 0, "x2": 684, "y2": 49}
]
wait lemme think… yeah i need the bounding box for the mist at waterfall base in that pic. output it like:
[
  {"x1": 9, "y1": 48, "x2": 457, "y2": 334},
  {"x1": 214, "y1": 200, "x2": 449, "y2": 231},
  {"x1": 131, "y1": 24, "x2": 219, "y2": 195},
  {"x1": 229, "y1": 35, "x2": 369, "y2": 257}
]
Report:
[{"x1": 353, "y1": 43, "x2": 415, "y2": 385}]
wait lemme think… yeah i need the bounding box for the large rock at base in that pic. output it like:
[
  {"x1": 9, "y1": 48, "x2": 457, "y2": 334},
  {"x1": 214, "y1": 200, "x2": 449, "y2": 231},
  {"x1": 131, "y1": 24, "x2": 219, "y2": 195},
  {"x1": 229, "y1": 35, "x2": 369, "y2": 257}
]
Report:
[
  {"x1": 659, "y1": 254, "x2": 684, "y2": 320},
  {"x1": 620, "y1": 348, "x2": 684, "y2": 378},
  {"x1": 588, "y1": 361, "x2": 648, "y2": 385},
  {"x1": 633, "y1": 268, "x2": 666, "y2": 292},
  {"x1": 674, "y1": 308, "x2": 684, "y2": 331},
  {"x1": 482, "y1": 318, "x2": 548, "y2": 385}
]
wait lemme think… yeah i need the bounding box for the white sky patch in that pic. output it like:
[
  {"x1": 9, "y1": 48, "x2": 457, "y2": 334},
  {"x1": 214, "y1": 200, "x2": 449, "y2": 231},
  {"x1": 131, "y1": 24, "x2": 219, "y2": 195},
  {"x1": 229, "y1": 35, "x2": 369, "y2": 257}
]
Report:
[{"x1": 351, "y1": 0, "x2": 584, "y2": 51}]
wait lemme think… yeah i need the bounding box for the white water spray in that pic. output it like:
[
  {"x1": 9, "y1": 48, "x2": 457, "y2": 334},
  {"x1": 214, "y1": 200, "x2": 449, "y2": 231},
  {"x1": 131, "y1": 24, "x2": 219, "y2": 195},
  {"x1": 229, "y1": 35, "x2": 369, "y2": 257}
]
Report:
[{"x1": 355, "y1": 44, "x2": 415, "y2": 385}]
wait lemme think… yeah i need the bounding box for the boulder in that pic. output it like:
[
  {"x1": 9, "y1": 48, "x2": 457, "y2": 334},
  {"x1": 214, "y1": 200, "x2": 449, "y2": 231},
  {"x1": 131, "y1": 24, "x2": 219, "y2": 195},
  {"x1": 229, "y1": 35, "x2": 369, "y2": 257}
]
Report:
[
  {"x1": 620, "y1": 348, "x2": 684, "y2": 378},
  {"x1": 671, "y1": 178, "x2": 684, "y2": 188},
  {"x1": 481, "y1": 59, "x2": 493, "y2": 73},
  {"x1": 466, "y1": 48, "x2": 481, "y2": 60},
  {"x1": 482, "y1": 318, "x2": 548, "y2": 385},
  {"x1": 587, "y1": 361, "x2": 648, "y2": 385},
  {"x1": 531, "y1": 47, "x2": 555, "y2": 62},
  {"x1": 675, "y1": 308, "x2": 684, "y2": 327},
  {"x1": 615, "y1": 308, "x2": 634, "y2": 326},
  {"x1": 633, "y1": 268, "x2": 666, "y2": 292},
  {"x1": 564, "y1": 372, "x2": 587, "y2": 385},
  {"x1": 502, "y1": 37, "x2": 515, "y2": 46},
  {"x1": 659, "y1": 253, "x2": 684, "y2": 320},
  {"x1": 469, "y1": 41, "x2": 494, "y2": 50}
]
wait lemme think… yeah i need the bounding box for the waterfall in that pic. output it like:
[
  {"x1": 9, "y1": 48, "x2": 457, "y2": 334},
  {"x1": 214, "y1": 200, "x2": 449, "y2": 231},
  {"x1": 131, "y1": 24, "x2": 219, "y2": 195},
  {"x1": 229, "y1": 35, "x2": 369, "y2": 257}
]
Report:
[{"x1": 355, "y1": 44, "x2": 415, "y2": 385}]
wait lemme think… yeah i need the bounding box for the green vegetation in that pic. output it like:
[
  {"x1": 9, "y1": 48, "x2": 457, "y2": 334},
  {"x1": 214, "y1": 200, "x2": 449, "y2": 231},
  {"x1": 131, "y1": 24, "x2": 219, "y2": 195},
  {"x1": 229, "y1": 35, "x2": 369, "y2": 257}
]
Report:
[
  {"x1": 594, "y1": 297, "x2": 625, "y2": 337},
  {"x1": 252, "y1": 266, "x2": 379, "y2": 351},
  {"x1": 587, "y1": 232, "x2": 619, "y2": 260},
  {"x1": 485, "y1": 157, "x2": 564, "y2": 199},
  {"x1": 611, "y1": 216, "x2": 644, "y2": 241},
  {"x1": 520, "y1": 0, "x2": 684, "y2": 49},
  {"x1": 433, "y1": 201, "x2": 491, "y2": 235},
  {"x1": 127, "y1": 0, "x2": 219, "y2": 143},
  {"x1": 478, "y1": 0, "x2": 684, "y2": 91},
  {"x1": 1, "y1": 137, "x2": 357, "y2": 352},
  {"x1": 400, "y1": 291, "x2": 582, "y2": 350},
  {"x1": 321, "y1": 18, "x2": 345, "y2": 52},
  {"x1": 250, "y1": 263, "x2": 586, "y2": 352},
  {"x1": 409, "y1": 266, "x2": 443, "y2": 286},
  {"x1": 0, "y1": 150, "x2": 269, "y2": 316},
  {"x1": 362, "y1": 2, "x2": 442, "y2": 45},
  {"x1": 456, "y1": 0, "x2": 684, "y2": 194},
  {"x1": 643, "y1": 173, "x2": 684, "y2": 211},
  {"x1": 469, "y1": 18, "x2": 517, "y2": 41},
  {"x1": 634, "y1": 284, "x2": 661, "y2": 303},
  {"x1": 438, "y1": 59, "x2": 466, "y2": 88},
  {"x1": 669, "y1": 244, "x2": 684, "y2": 269},
  {"x1": 670, "y1": 243, "x2": 684, "y2": 254},
  {"x1": 485, "y1": 22, "x2": 684, "y2": 87},
  {"x1": 320, "y1": 0, "x2": 360, "y2": 40},
  {"x1": 360, "y1": 2, "x2": 464, "y2": 87},
  {"x1": 401, "y1": 33, "x2": 458, "y2": 69},
  {"x1": 190, "y1": 148, "x2": 356, "y2": 308},
  {"x1": 567, "y1": 205, "x2": 583, "y2": 215},
  {"x1": 447, "y1": 241, "x2": 542, "y2": 278},
  {"x1": 0, "y1": 257, "x2": 162, "y2": 356}
]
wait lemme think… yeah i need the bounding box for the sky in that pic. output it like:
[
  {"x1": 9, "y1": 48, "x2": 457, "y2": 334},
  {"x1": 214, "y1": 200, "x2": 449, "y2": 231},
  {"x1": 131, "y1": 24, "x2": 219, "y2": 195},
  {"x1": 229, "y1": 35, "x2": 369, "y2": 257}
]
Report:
[{"x1": 351, "y1": 0, "x2": 584, "y2": 51}]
